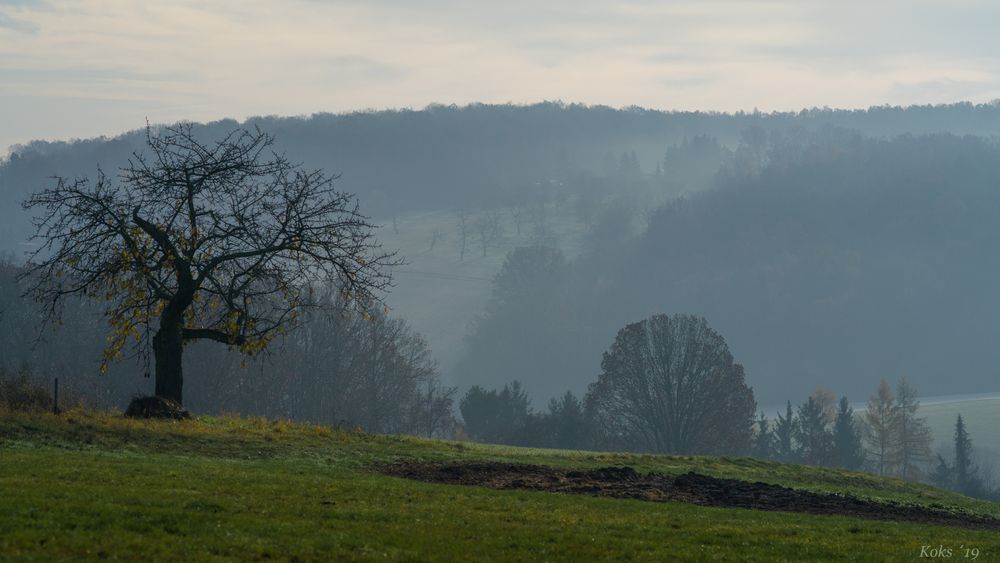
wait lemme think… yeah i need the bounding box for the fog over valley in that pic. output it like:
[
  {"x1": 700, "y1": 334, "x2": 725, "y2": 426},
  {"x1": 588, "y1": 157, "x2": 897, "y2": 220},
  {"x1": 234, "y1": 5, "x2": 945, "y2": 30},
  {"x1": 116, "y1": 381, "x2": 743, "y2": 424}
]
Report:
[{"x1": 5, "y1": 103, "x2": 1000, "y2": 411}]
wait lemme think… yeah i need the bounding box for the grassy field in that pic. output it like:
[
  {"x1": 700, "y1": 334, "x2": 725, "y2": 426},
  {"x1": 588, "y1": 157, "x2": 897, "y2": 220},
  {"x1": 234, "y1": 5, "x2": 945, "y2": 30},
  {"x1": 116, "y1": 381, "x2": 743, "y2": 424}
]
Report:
[{"x1": 2, "y1": 409, "x2": 1000, "y2": 561}]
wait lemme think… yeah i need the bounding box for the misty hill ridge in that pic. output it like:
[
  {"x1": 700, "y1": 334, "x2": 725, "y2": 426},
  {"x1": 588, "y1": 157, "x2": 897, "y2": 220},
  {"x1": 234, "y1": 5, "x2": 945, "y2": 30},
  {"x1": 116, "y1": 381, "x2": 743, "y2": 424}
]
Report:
[{"x1": 4, "y1": 102, "x2": 1000, "y2": 415}]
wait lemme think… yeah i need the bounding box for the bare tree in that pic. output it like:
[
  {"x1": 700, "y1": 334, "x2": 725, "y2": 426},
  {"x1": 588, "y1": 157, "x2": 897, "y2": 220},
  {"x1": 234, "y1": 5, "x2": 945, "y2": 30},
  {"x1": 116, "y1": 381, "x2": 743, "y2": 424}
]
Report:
[
  {"x1": 585, "y1": 313, "x2": 756, "y2": 455},
  {"x1": 428, "y1": 229, "x2": 442, "y2": 252},
  {"x1": 475, "y1": 209, "x2": 504, "y2": 257},
  {"x1": 413, "y1": 379, "x2": 458, "y2": 438},
  {"x1": 455, "y1": 210, "x2": 470, "y2": 261},
  {"x1": 508, "y1": 204, "x2": 526, "y2": 236},
  {"x1": 21, "y1": 124, "x2": 398, "y2": 405},
  {"x1": 487, "y1": 209, "x2": 503, "y2": 241},
  {"x1": 527, "y1": 201, "x2": 549, "y2": 242}
]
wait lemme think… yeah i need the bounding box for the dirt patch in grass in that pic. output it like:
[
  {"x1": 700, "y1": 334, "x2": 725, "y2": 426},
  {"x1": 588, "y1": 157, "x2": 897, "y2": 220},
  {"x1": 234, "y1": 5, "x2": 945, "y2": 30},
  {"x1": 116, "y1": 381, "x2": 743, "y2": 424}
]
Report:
[{"x1": 379, "y1": 462, "x2": 1000, "y2": 531}]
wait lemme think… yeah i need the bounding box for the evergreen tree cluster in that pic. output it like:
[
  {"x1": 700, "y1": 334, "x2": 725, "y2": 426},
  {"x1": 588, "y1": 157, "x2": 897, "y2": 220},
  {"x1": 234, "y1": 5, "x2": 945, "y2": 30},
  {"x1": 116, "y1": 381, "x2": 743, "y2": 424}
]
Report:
[
  {"x1": 459, "y1": 382, "x2": 591, "y2": 450},
  {"x1": 752, "y1": 393, "x2": 865, "y2": 471},
  {"x1": 753, "y1": 377, "x2": 936, "y2": 476},
  {"x1": 461, "y1": 375, "x2": 1000, "y2": 502}
]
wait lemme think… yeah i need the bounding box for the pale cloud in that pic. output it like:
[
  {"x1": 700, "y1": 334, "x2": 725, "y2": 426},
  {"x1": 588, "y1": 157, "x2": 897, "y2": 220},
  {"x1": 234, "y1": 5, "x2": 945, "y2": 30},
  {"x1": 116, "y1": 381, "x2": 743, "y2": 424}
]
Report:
[
  {"x1": 2, "y1": 0, "x2": 1000, "y2": 152},
  {"x1": 0, "y1": 0, "x2": 41, "y2": 32},
  {"x1": 0, "y1": 14, "x2": 36, "y2": 32}
]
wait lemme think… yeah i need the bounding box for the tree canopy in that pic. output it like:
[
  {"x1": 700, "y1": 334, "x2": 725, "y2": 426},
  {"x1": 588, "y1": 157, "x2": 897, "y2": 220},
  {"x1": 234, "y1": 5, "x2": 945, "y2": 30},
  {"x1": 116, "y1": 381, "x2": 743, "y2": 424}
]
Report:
[{"x1": 585, "y1": 313, "x2": 756, "y2": 455}]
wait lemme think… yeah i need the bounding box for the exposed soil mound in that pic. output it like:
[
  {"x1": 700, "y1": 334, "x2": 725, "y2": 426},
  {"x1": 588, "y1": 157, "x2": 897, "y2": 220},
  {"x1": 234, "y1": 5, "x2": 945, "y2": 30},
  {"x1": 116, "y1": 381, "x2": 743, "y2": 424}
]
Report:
[
  {"x1": 379, "y1": 461, "x2": 1000, "y2": 531},
  {"x1": 124, "y1": 396, "x2": 191, "y2": 420}
]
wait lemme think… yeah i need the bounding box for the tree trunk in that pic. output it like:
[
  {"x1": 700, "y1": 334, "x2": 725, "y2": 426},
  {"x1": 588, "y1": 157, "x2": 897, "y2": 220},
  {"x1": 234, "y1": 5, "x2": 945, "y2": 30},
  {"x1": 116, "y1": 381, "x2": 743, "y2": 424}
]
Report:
[{"x1": 153, "y1": 319, "x2": 184, "y2": 404}]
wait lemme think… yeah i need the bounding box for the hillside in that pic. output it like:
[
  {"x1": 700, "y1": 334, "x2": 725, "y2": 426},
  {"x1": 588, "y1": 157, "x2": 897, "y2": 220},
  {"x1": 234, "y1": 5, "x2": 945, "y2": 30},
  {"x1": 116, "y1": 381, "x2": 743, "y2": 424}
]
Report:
[
  {"x1": 2, "y1": 409, "x2": 999, "y2": 561},
  {"x1": 450, "y1": 132, "x2": 1000, "y2": 406},
  {"x1": 8, "y1": 101, "x2": 1000, "y2": 255},
  {"x1": 377, "y1": 205, "x2": 592, "y2": 377}
]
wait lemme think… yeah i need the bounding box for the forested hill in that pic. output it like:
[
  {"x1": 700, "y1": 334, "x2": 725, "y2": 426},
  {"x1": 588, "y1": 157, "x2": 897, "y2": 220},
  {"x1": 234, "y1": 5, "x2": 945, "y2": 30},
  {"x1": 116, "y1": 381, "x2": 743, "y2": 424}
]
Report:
[
  {"x1": 6, "y1": 102, "x2": 1000, "y2": 407},
  {"x1": 455, "y1": 131, "x2": 1000, "y2": 405},
  {"x1": 4, "y1": 101, "x2": 1000, "y2": 254}
]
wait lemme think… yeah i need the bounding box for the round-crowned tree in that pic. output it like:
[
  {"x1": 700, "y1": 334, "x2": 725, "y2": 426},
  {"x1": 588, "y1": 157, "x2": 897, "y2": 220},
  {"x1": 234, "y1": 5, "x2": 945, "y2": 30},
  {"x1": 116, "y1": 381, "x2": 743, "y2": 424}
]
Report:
[
  {"x1": 21, "y1": 124, "x2": 398, "y2": 406},
  {"x1": 584, "y1": 313, "x2": 756, "y2": 455}
]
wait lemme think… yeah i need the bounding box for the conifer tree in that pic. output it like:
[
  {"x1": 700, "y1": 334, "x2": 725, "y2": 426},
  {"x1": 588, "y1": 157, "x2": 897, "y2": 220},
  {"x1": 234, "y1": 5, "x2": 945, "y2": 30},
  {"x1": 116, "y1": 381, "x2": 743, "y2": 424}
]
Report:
[
  {"x1": 752, "y1": 412, "x2": 775, "y2": 459},
  {"x1": 795, "y1": 396, "x2": 834, "y2": 466},
  {"x1": 774, "y1": 401, "x2": 797, "y2": 462},
  {"x1": 930, "y1": 454, "x2": 953, "y2": 490},
  {"x1": 832, "y1": 396, "x2": 865, "y2": 470},
  {"x1": 953, "y1": 414, "x2": 982, "y2": 496}
]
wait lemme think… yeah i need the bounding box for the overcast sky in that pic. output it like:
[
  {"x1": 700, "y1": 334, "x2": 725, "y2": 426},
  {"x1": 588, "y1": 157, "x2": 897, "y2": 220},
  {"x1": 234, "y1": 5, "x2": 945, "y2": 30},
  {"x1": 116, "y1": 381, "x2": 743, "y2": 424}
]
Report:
[{"x1": 2, "y1": 0, "x2": 1000, "y2": 152}]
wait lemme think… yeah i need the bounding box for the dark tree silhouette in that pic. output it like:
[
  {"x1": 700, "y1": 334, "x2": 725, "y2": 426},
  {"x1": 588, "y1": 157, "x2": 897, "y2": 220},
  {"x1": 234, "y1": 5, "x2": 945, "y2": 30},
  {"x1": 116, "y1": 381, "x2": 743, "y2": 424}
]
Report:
[
  {"x1": 21, "y1": 124, "x2": 398, "y2": 405},
  {"x1": 774, "y1": 400, "x2": 797, "y2": 462},
  {"x1": 832, "y1": 396, "x2": 865, "y2": 470},
  {"x1": 545, "y1": 391, "x2": 588, "y2": 450},
  {"x1": 585, "y1": 313, "x2": 756, "y2": 455},
  {"x1": 929, "y1": 415, "x2": 994, "y2": 499},
  {"x1": 795, "y1": 396, "x2": 834, "y2": 466},
  {"x1": 459, "y1": 381, "x2": 531, "y2": 444},
  {"x1": 953, "y1": 414, "x2": 982, "y2": 496},
  {"x1": 931, "y1": 454, "x2": 954, "y2": 491},
  {"x1": 752, "y1": 412, "x2": 775, "y2": 459}
]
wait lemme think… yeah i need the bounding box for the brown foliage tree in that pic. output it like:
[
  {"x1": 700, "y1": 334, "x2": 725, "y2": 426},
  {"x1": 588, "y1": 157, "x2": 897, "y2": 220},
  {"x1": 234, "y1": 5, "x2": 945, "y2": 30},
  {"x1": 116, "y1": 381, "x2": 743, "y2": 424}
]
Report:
[
  {"x1": 894, "y1": 377, "x2": 934, "y2": 480},
  {"x1": 863, "y1": 379, "x2": 897, "y2": 476}
]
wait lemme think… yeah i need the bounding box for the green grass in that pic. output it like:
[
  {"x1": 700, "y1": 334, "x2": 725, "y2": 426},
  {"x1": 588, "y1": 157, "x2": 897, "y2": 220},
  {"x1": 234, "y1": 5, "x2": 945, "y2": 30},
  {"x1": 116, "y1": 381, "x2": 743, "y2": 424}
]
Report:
[{"x1": 2, "y1": 409, "x2": 999, "y2": 561}]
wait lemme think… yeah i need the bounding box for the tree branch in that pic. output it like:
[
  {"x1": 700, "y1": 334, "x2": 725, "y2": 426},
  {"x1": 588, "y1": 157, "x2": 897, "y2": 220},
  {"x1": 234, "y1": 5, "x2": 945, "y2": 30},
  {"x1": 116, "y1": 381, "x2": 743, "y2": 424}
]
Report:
[{"x1": 182, "y1": 327, "x2": 246, "y2": 345}]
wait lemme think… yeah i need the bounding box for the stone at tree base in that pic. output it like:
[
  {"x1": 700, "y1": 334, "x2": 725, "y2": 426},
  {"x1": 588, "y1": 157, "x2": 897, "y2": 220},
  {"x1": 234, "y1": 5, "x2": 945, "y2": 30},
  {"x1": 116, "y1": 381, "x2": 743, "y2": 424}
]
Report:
[{"x1": 124, "y1": 395, "x2": 191, "y2": 420}]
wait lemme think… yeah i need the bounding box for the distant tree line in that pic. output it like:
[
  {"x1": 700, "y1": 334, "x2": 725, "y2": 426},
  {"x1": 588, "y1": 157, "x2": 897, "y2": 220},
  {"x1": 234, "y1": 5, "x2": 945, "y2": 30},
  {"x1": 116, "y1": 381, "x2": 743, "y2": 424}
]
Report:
[
  {"x1": 457, "y1": 365, "x2": 999, "y2": 501},
  {"x1": 747, "y1": 378, "x2": 998, "y2": 501},
  {"x1": 0, "y1": 259, "x2": 456, "y2": 437},
  {"x1": 8, "y1": 101, "x2": 1000, "y2": 255},
  {"x1": 460, "y1": 312, "x2": 756, "y2": 456}
]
